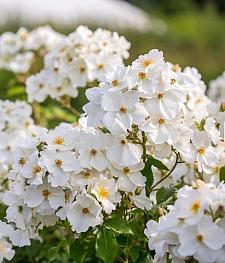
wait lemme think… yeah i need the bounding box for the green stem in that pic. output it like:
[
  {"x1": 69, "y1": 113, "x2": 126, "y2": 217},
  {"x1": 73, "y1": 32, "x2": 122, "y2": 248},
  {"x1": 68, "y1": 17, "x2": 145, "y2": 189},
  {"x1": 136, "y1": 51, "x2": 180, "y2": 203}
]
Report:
[
  {"x1": 59, "y1": 96, "x2": 80, "y2": 117},
  {"x1": 32, "y1": 101, "x2": 41, "y2": 124},
  {"x1": 141, "y1": 131, "x2": 148, "y2": 163},
  {"x1": 150, "y1": 152, "x2": 179, "y2": 191}
]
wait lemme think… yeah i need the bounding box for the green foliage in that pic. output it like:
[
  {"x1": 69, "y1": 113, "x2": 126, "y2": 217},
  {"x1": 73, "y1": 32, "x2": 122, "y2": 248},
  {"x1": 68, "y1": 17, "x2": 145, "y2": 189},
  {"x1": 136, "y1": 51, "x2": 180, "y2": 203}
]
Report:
[
  {"x1": 105, "y1": 216, "x2": 133, "y2": 235},
  {"x1": 219, "y1": 166, "x2": 225, "y2": 182},
  {"x1": 96, "y1": 227, "x2": 118, "y2": 263},
  {"x1": 148, "y1": 156, "x2": 169, "y2": 171},
  {"x1": 70, "y1": 239, "x2": 86, "y2": 263},
  {"x1": 156, "y1": 187, "x2": 175, "y2": 205}
]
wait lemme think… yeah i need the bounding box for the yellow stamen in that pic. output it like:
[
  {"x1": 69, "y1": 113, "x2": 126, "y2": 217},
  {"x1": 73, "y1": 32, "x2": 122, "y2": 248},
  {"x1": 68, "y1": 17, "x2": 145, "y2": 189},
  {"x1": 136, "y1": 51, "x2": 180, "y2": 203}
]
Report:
[
  {"x1": 138, "y1": 72, "x2": 146, "y2": 80},
  {"x1": 98, "y1": 187, "x2": 109, "y2": 199},
  {"x1": 119, "y1": 107, "x2": 127, "y2": 114},
  {"x1": 196, "y1": 234, "x2": 203, "y2": 242},
  {"x1": 82, "y1": 208, "x2": 89, "y2": 214},
  {"x1": 32, "y1": 165, "x2": 42, "y2": 175},
  {"x1": 159, "y1": 118, "x2": 165, "y2": 125},
  {"x1": 142, "y1": 59, "x2": 152, "y2": 68},
  {"x1": 98, "y1": 64, "x2": 105, "y2": 70},
  {"x1": 18, "y1": 158, "x2": 26, "y2": 167},
  {"x1": 42, "y1": 189, "x2": 50, "y2": 198},
  {"x1": 197, "y1": 147, "x2": 205, "y2": 155},
  {"x1": 112, "y1": 80, "x2": 119, "y2": 87},
  {"x1": 90, "y1": 149, "x2": 97, "y2": 156},
  {"x1": 123, "y1": 167, "x2": 130, "y2": 175},
  {"x1": 190, "y1": 200, "x2": 200, "y2": 213},
  {"x1": 79, "y1": 67, "x2": 86, "y2": 73},
  {"x1": 55, "y1": 159, "x2": 62, "y2": 167},
  {"x1": 157, "y1": 93, "x2": 164, "y2": 100}
]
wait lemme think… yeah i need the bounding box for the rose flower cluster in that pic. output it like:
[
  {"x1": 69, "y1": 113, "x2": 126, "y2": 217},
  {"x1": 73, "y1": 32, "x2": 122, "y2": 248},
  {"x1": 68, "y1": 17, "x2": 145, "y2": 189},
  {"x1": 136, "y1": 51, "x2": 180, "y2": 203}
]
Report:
[
  {"x1": 0, "y1": 26, "x2": 64, "y2": 74},
  {"x1": 26, "y1": 26, "x2": 130, "y2": 103},
  {"x1": 0, "y1": 24, "x2": 225, "y2": 262}
]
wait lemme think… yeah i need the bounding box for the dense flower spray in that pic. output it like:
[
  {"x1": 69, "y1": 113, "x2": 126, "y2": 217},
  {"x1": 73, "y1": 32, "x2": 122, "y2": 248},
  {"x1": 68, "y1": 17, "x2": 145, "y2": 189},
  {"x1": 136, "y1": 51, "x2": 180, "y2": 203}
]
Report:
[
  {"x1": 26, "y1": 26, "x2": 130, "y2": 103},
  {"x1": 0, "y1": 26, "x2": 225, "y2": 262}
]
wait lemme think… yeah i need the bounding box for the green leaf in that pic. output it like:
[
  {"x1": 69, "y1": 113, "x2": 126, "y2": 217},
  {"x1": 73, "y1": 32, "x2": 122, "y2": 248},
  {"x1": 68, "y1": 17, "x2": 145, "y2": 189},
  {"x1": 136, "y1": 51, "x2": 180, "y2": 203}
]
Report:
[
  {"x1": 219, "y1": 166, "x2": 225, "y2": 182},
  {"x1": 148, "y1": 156, "x2": 169, "y2": 171},
  {"x1": 105, "y1": 216, "x2": 133, "y2": 235},
  {"x1": 141, "y1": 159, "x2": 154, "y2": 188},
  {"x1": 156, "y1": 187, "x2": 174, "y2": 204},
  {"x1": 48, "y1": 247, "x2": 58, "y2": 261},
  {"x1": 70, "y1": 239, "x2": 86, "y2": 263},
  {"x1": 7, "y1": 85, "x2": 25, "y2": 98},
  {"x1": 129, "y1": 246, "x2": 140, "y2": 262},
  {"x1": 96, "y1": 227, "x2": 118, "y2": 263}
]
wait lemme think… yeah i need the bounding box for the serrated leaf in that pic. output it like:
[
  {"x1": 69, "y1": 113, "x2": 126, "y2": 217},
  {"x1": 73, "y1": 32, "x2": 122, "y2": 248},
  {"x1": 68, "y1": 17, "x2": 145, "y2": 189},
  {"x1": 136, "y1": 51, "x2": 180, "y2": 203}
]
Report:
[
  {"x1": 156, "y1": 187, "x2": 174, "y2": 204},
  {"x1": 148, "y1": 156, "x2": 169, "y2": 171},
  {"x1": 96, "y1": 227, "x2": 118, "y2": 263},
  {"x1": 105, "y1": 216, "x2": 133, "y2": 235},
  {"x1": 70, "y1": 239, "x2": 86, "y2": 263},
  {"x1": 219, "y1": 166, "x2": 225, "y2": 182}
]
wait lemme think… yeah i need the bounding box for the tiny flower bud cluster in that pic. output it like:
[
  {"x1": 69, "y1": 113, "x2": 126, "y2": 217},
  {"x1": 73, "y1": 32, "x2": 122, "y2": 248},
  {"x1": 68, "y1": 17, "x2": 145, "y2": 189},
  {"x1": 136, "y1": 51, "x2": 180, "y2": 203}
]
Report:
[
  {"x1": 145, "y1": 182, "x2": 225, "y2": 263},
  {"x1": 25, "y1": 26, "x2": 130, "y2": 103},
  {"x1": 0, "y1": 26, "x2": 64, "y2": 74}
]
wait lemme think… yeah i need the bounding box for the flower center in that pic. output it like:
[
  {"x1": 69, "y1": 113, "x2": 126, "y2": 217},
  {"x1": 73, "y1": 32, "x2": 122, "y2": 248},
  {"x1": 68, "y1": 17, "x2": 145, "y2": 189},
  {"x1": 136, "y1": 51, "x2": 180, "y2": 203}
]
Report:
[
  {"x1": 170, "y1": 78, "x2": 176, "y2": 84},
  {"x1": 119, "y1": 106, "x2": 127, "y2": 114},
  {"x1": 157, "y1": 93, "x2": 164, "y2": 100},
  {"x1": 79, "y1": 67, "x2": 86, "y2": 74},
  {"x1": 32, "y1": 165, "x2": 42, "y2": 175},
  {"x1": 120, "y1": 139, "x2": 127, "y2": 145},
  {"x1": 196, "y1": 234, "x2": 204, "y2": 242},
  {"x1": 55, "y1": 159, "x2": 63, "y2": 167},
  {"x1": 98, "y1": 64, "x2": 105, "y2": 70},
  {"x1": 82, "y1": 208, "x2": 90, "y2": 214},
  {"x1": 18, "y1": 158, "x2": 26, "y2": 167},
  {"x1": 123, "y1": 167, "x2": 130, "y2": 175},
  {"x1": 190, "y1": 200, "x2": 200, "y2": 213},
  {"x1": 90, "y1": 149, "x2": 97, "y2": 156},
  {"x1": 98, "y1": 187, "x2": 109, "y2": 199},
  {"x1": 111, "y1": 80, "x2": 119, "y2": 87},
  {"x1": 82, "y1": 171, "x2": 91, "y2": 178},
  {"x1": 142, "y1": 59, "x2": 152, "y2": 68},
  {"x1": 138, "y1": 72, "x2": 146, "y2": 80},
  {"x1": 42, "y1": 189, "x2": 50, "y2": 198},
  {"x1": 197, "y1": 147, "x2": 205, "y2": 155},
  {"x1": 159, "y1": 118, "x2": 165, "y2": 125},
  {"x1": 54, "y1": 136, "x2": 64, "y2": 145}
]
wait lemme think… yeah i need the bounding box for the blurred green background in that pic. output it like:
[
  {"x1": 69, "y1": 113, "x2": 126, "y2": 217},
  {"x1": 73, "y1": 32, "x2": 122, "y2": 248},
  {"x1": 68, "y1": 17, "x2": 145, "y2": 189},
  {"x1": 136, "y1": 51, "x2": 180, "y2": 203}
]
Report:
[
  {"x1": 125, "y1": 0, "x2": 225, "y2": 83},
  {"x1": 0, "y1": 0, "x2": 224, "y2": 127},
  {"x1": 0, "y1": 1, "x2": 224, "y2": 261}
]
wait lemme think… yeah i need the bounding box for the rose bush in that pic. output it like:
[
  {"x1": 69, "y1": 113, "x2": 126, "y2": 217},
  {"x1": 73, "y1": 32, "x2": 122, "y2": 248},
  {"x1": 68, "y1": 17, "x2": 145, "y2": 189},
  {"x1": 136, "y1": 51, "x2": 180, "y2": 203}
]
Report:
[{"x1": 0, "y1": 26, "x2": 224, "y2": 263}]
